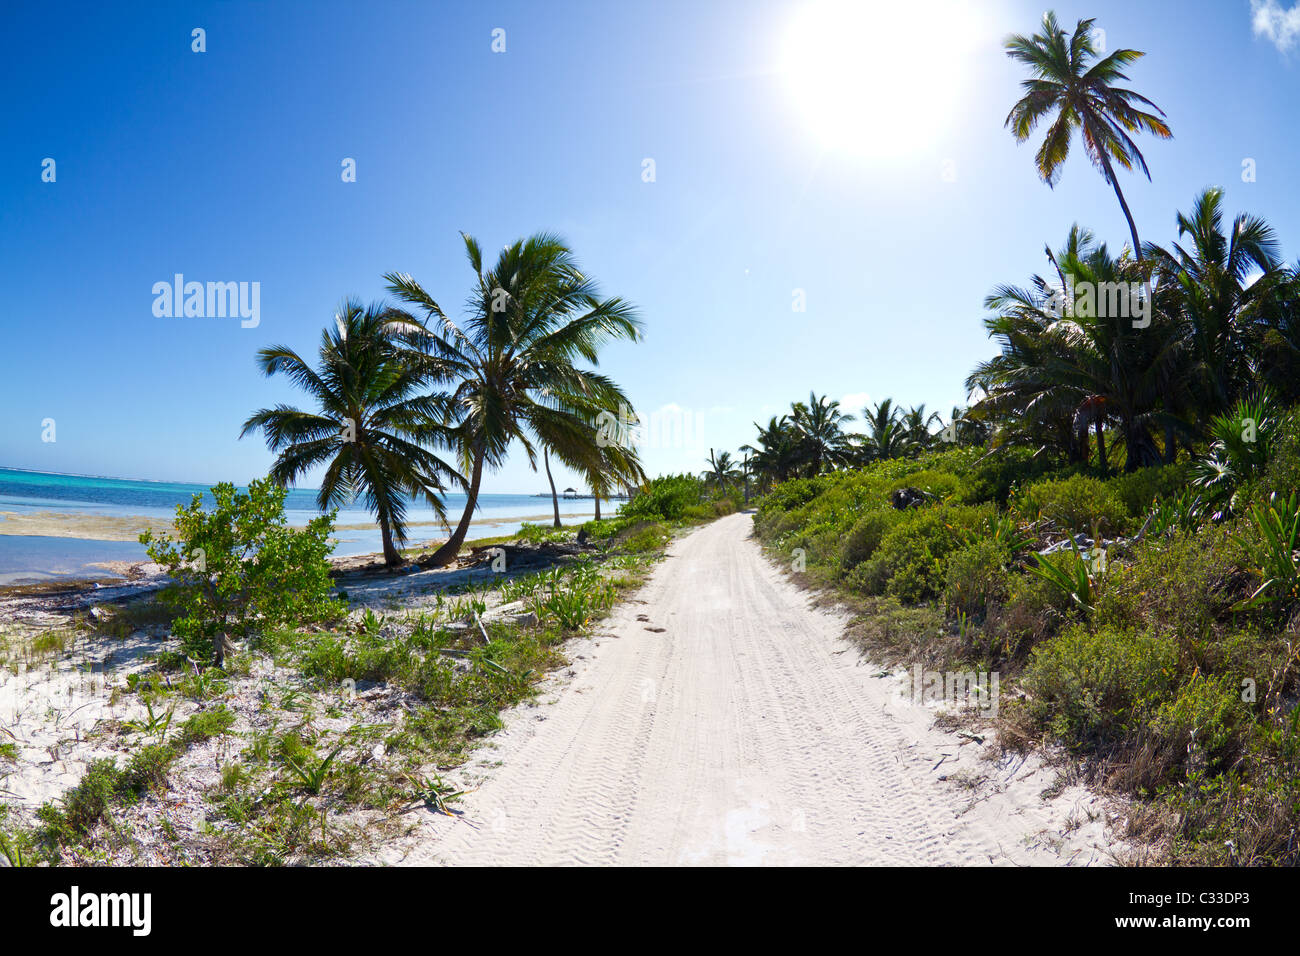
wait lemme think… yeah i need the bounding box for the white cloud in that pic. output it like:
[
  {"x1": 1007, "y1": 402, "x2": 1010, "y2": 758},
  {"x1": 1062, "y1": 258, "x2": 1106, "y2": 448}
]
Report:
[{"x1": 1252, "y1": 0, "x2": 1300, "y2": 52}]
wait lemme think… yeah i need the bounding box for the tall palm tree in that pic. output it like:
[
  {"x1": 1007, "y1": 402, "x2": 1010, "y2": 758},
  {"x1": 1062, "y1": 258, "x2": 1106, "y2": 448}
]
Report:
[
  {"x1": 240, "y1": 299, "x2": 463, "y2": 567},
  {"x1": 1004, "y1": 12, "x2": 1171, "y2": 262},
  {"x1": 385, "y1": 232, "x2": 642, "y2": 566},
  {"x1": 789, "y1": 391, "x2": 855, "y2": 476}
]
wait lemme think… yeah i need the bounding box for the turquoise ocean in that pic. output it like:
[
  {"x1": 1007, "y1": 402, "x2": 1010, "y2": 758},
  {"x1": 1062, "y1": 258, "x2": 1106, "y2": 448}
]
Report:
[{"x1": 0, "y1": 467, "x2": 596, "y2": 585}]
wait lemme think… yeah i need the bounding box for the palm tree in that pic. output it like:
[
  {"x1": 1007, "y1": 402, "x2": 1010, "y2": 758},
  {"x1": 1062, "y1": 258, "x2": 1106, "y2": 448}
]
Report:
[
  {"x1": 385, "y1": 232, "x2": 642, "y2": 566},
  {"x1": 1148, "y1": 187, "x2": 1284, "y2": 419},
  {"x1": 1004, "y1": 12, "x2": 1171, "y2": 262},
  {"x1": 586, "y1": 437, "x2": 645, "y2": 522},
  {"x1": 742, "y1": 416, "x2": 803, "y2": 489},
  {"x1": 789, "y1": 392, "x2": 855, "y2": 476},
  {"x1": 857, "y1": 399, "x2": 910, "y2": 462},
  {"x1": 900, "y1": 404, "x2": 941, "y2": 454},
  {"x1": 702, "y1": 448, "x2": 742, "y2": 490},
  {"x1": 1259, "y1": 264, "x2": 1300, "y2": 405},
  {"x1": 970, "y1": 228, "x2": 1186, "y2": 472},
  {"x1": 240, "y1": 299, "x2": 463, "y2": 567}
]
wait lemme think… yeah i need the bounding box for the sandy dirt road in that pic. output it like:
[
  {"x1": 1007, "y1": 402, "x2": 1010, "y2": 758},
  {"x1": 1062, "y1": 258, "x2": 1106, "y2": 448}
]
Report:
[{"x1": 382, "y1": 513, "x2": 1117, "y2": 866}]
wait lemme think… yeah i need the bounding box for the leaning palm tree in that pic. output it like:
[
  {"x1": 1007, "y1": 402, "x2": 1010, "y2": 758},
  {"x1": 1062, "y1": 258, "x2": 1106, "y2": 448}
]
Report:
[
  {"x1": 702, "y1": 449, "x2": 742, "y2": 490},
  {"x1": 1004, "y1": 12, "x2": 1171, "y2": 262},
  {"x1": 385, "y1": 232, "x2": 642, "y2": 566},
  {"x1": 240, "y1": 299, "x2": 463, "y2": 567}
]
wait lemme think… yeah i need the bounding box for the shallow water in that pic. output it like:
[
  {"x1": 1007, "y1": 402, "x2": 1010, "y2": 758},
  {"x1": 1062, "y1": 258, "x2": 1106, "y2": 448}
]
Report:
[
  {"x1": 0, "y1": 535, "x2": 150, "y2": 586},
  {"x1": 0, "y1": 467, "x2": 599, "y2": 583}
]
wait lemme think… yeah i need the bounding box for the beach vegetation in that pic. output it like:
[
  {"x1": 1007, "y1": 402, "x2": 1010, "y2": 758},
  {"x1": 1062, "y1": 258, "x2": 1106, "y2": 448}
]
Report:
[{"x1": 139, "y1": 477, "x2": 343, "y2": 666}]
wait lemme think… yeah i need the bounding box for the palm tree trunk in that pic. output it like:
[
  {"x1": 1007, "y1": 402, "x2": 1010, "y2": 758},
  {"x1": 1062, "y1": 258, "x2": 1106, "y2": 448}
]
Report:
[
  {"x1": 379, "y1": 516, "x2": 401, "y2": 567},
  {"x1": 1100, "y1": 153, "x2": 1144, "y2": 263},
  {"x1": 424, "y1": 443, "x2": 484, "y2": 567},
  {"x1": 594, "y1": 495, "x2": 601, "y2": 521},
  {"x1": 544, "y1": 450, "x2": 561, "y2": 528},
  {"x1": 1095, "y1": 420, "x2": 1108, "y2": 476}
]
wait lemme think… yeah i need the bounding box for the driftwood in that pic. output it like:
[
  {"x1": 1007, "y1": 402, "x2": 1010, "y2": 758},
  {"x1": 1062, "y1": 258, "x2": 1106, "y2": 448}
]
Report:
[{"x1": 461, "y1": 541, "x2": 594, "y2": 572}]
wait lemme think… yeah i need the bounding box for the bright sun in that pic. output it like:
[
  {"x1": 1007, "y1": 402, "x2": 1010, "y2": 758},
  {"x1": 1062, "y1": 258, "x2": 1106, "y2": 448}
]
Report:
[{"x1": 779, "y1": 0, "x2": 985, "y2": 157}]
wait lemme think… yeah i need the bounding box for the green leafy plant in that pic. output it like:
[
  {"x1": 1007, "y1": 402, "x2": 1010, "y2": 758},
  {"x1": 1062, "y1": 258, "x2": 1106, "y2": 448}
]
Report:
[
  {"x1": 123, "y1": 698, "x2": 174, "y2": 741},
  {"x1": 1191, "y1": 391, "x2": 1280, "y2": 518},
  {"x1": 1144, "y1": 489, "x2": 1206, "y2": 537},
  {"x1": 284, "y1": 741, "x2": 347, "y2": 795},
  {"x1": 1028, "y1": 537, "x2": 1101, "y2": 612},
  {"x1": 408, "y1": 773, "x2": 466, "y2": 816},
  {"x1": 1233, "y1": 492, "x2": 1300, "y2": 612},
  {"x1": 140, "y1": 478, "x2": 342, "y2": 666}
]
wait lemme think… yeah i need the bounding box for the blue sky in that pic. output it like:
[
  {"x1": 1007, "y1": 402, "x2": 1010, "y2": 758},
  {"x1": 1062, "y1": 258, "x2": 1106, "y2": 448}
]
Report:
[{"x1": 3, "y1": 0, "x2": 1299, "y2": 494}]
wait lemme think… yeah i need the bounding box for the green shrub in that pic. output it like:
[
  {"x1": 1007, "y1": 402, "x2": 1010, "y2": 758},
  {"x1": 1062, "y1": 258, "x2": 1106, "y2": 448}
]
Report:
[
  {"x1": 1020, "y1": 625, "x2": 1178, "y2": 748},
  {"x1": 871, "y1": 503, "x2": 991, "y2": 604},
  {"x1": 1095, "y1": 526, "x2": 1240, "y2": 639},
  {"x1": 178, "y1": 705, "x2": 237, "y2": 745},
  {"x1": 1109, "y1": 464, "x2": 1190, "y2": 518},
  {"x1": 1261, "y1": 408, "x2": 1300, "y2": 500},
  {"x1": 1013, "y1": 474, "x2": 1129, "y2": 534},
  {"x1": 839, "y1": 509, "x2": 898, "y2": 571},
  {"x1": 515, "y1": 522, "x2": 575, "y2": 545},
  {"x1": 620, "y1": 475, "x2": 707, "y2": 522},
  {"x1": 944, "y1": 539, "x2": 1011, "y2": 618},
  {"x1": 1151, "y1": 675, "x2": 1247, "y2": 766},
  {"x1": 614, "y1": 521, "x2": 670, "y2": 553},
  {"x1": 579, "y1": 517, "x2": 629, "y2": 541},
  {"x1": 140, "y1": 478, "x2": 342, "y2": 665}
]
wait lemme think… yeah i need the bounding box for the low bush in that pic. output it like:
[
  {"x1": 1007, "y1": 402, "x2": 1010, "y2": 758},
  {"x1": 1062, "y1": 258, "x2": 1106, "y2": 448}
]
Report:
[
  {"x1": 1019, "y1": 625, "x2": 1179, "y2": 750},
  {"x1": 839, "y1": 509, "x2": 898, "y2": 572},
  {"x1": 1108, "y1": 464, "x2": 1190, "y2": 518},
  {"x1": 140, "y1": 478, "x2": 342, "y2": 665},
  {"x1": 613, "y1": 520, "x2": 670, "y2": 553},
  {"x1": 620, "y1": 475, "x2": 707, "y2": 522},
  {"x1": 944, "y1": 539, "x2": 1011, "y2": 619},
  {"x1": 1012, "y1": 473, "x2": 1129, "y2": 534},
  {"x1": 1094, "y1": 526, "x2": 1241, "y2": 641}
]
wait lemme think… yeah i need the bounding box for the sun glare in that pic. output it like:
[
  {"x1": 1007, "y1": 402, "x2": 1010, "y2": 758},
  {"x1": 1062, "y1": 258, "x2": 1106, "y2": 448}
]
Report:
[{"x1": 779, "y1": 0, "x2": 985, "y2": 157}]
